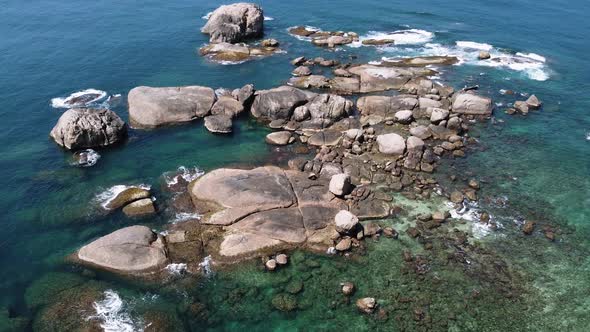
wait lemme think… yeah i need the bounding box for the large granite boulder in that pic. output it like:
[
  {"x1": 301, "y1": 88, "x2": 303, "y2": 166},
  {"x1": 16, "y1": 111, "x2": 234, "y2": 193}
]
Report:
[
  {"x1": 211, "y1": 96, "x2": 244, "y2": 118},
  {"x1": 452, "y1": 92, "x2": 493, "y2": 116},
  {"x1": 128, "y1": 86, "x2": 216, "y2": 128},
  {"x1": 50, "y1": 108, "x2": 127, "y2": 150},
  {"x1": 78, "y1": 226, "x2": 167, "y2": 272},
  {"x1": 201, "y1": 3, "x2": 264, "y2": 43},
  {"x1": 376, "y1": 133, "x2": 406, "y2": 155},
  {"x1": 356, "y1": 95, "x2": 418, "y2": 125},
  {"x1": 251, "y1": 86, "x2": 314, "y2": 121},
  {"x1": 306, "y1": 94, "x2": 353, "y2": 125}
]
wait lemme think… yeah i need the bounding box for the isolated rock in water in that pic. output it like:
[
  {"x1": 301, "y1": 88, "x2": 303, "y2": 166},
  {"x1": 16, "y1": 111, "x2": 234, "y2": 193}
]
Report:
[
  {"x1": 204, "y1": 114, "x2": 233, "y2": 134},
  {"x1": 201, "y1": 3, "x2": 264, "y2": 43},
  {"x1": 251, "y1": 86, "x2": 313, "y2": 121},
  {"x1": 362, "y1": 38, "x2": 395, "y2": 45},
  {"x1": 122, "y1": 198, "x2": 156, "y2": 217},
  {"x1": 356, "y1": 297, "x2": 376, "y2": 314},
  {"x1": 452, "y1": 93, "x2": 493, "y2": 116},
  {"x1": 329, "y1": 173, "x2": 352, "y2": 196},
  {"x1": 292, "y1": 66, "x2": 312, "y2": 77},
  {"x1": 312, "y1": 35, "x2": 354, "y2": 48},
  {"x1": 381, "y1": 56, "x2": 458, "y2": 67},
  {"x1": 261, "y1": 38, "x2": 279, "y2": 47},
  {"x1": 105, "y1": 187, "x2": 151, "y2": 210},
  {"x1": 514, "y1": 101, "x2": 529, "y2": 114},
  {"x1": 128, "y1": 86, "x2": 215, "y2": 128},
  {"x1": 266, "y1": 131, "x2": 292, "y2": 145},
  {"x1": 335, "y1": 210, "x2": 359, "y2": 234},
  {"x1": 276, "y1": 253, "x2": 288, "y2": 265},
  {"x1": 265, "y1": 258, "x2": 277, "y2": 271},
  {"x1": 478, "y1": 51, "x2": 491, "y2": 60},
  {"x1": 526, "y1": 95, "x2": 542, "y2": 109},
  {"x1": 211, "y1": 96, "x2": 244, "y2": 118},
  {"x1": 199, "y1": 42, "x2": 251, "y2": 62},
  {"x1": 376, "y1": 133, "x2": 406, "y2": 155},
  {"x1": 78, "y1": 225, "x2": 167, "y2": 272},
  {"x1": 50, "y1": 108, "x2": 126, "y2": 150}
]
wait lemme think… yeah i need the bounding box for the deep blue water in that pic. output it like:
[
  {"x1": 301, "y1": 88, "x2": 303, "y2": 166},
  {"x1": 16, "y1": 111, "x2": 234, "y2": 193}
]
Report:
[{"x1": 1, "y1": 0, "x2": 589, "y2": 330}]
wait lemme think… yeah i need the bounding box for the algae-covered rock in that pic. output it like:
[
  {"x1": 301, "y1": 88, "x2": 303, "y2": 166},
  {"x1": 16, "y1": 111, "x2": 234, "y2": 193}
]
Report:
[{"x1": 271, "y1": 293, "x2": 298, "y2": 312}]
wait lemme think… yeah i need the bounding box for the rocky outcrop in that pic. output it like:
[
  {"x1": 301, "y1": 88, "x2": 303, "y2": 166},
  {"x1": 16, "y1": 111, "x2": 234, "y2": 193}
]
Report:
[
  {"x1": 201, "y1": 3, "x2": 264, "y2": 43},
  {"x1": 288, "y1": 27, "x2": 358, "y2": 48},
  {"x1": 50, "y1": 108, "x2": 127, "y2": 150},
  {"x1": 128, "y1": 86, "x2": 216, "y2": 128},
  {"x1": 78, "y1": 226, "x2": 168, "y2": 272},
  {"x1": 356, "y1": 95, "x2": 418, "y2": 125},
  {"x1": 266, "y1": 131, "x2": 293, "y2": 145},
  {"x1": 380, "y1": 56, "x2": 459, "y2": 67}
]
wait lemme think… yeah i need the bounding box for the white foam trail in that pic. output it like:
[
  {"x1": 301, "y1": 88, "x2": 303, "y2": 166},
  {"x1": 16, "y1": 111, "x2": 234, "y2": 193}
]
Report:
[
  {"x1": 89, "y1": 290, "x2": 142, "y2": 332},
  {"x1": 516, "y1": 52, "x2": 546, "y2": 63},
  {"x1": 586, "y1": 132, "x2": 590, "y2": 141},
  {"x1": 51, "y1": 89, "x2": 108, "y2": 109},
  {"x1": 201, "y1": 11, "x2": 213, "y2": 20},
  {"x1": 456, "y1": 41, "x2": 493, "y2": 51},
  {"x1": 95, "y1": 184, "x2": 151, "y2": 210},
  {"x1": 264, "y1": 16, "x2": 274, "y2": 21},
  {"x1": 170, "y1": 212, "x2": 202, "y2": 224},
  {"x1": 198, "y1": 255, "x2": 213, "y2": 276},
  {"x1": 165, "y1": 263, "x2": 187, "y2": 276}
]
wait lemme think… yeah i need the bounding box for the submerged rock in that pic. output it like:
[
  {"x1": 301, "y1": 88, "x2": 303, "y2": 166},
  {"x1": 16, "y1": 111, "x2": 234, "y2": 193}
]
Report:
[
  {"x1": 50, "y1": 108, "x2": 127, "y2": 150},
  {"x1": 78, "y1": 225, "x2": 168, "y2": 272},
  {"x1": 201, "y1": 3, "x2": 264, "y2": 43},
  {"x1": 356, "y1": 297, "x2": 376, "y2": 314},
  {"x1": 128, "y1": 86, "x2": 216, "y2": 128}
]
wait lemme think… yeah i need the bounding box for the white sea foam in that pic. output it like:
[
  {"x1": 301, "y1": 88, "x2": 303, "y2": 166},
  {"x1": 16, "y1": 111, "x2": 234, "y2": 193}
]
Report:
[
  {"x1": 170, "y1": 212, "x2": 202, "y2": 224},
  {"x1": 71, "y1": 149, "x2": 101, "y2": 167},
  {"x1": 164, "y1": 166, "x2": 205, "y2": 187},
  {"x1": 379, "y1": 41, "x2": 550, "y2": 81},
  {"x1": 89, "y1": 290, "x2": 142, "y2": 332},
  {"x1": 198, "y1": 255, "x2": 213, "y2": 276},
  {"x1": 447, "y1": 201, "x2": 498, "y2": 239},
  {"x1": 95, "y1": 184, "x2": 151, "y2": 210},
  {"x1": 165, "y1": 263, "x2": 188, "y2": 276},
  {"x1": 51, "y1": 89, "x2": 108, "y2": 109},
  {"x1": 586, "y1": 132, "x2": 590, "y2": 141},
  {"x1": 264, "y1": 16, "x2": 274, "y2": 21},
  {"x1": 455, "y1": 41, "x2": 493, "y2": 51},
  {"x1": 356, "y1": 29, "x2": 434, "y2": 46}
]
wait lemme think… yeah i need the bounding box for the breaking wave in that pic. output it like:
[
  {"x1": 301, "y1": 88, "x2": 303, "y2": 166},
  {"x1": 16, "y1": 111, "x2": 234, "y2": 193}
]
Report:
[
  {"x1": 379, "y1": 40, "x2": 550, "y2": 81},
  {"x1": 51, "y1": 89, "x2": 108, "y2": 109},
  {"x1": 71, "y1": 149, "x2": 101, "y2": 167},
  {"x1": 89, "y1": 290, "x2": 142, "y2": 332},
  {"x1": 95, "y1": 184, "x2": 151, "y2": 210},
  {"x1": 165, "y1": 263, "x2": 187, "y2": 276},
  {"x1": 170, "y1": 212, "x2": 202, "y2": 224}
]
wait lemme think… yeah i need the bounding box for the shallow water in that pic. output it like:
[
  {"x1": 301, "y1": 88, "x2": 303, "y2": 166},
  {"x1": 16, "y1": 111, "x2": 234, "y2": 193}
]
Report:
[{"x1": 1, "y1": 0, "x2": 589, "y2": 330}]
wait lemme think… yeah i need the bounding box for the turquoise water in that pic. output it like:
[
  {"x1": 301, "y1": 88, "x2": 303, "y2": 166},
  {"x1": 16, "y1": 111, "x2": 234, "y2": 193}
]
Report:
[{"x1": 1, "y1": 0, "x2": 589, "y2": 330}]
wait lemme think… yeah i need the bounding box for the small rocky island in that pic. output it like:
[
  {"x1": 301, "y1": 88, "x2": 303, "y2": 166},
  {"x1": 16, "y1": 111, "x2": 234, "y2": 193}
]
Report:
[{"x1": 45, "y1": 2, "x2": 549, "y2": 327}]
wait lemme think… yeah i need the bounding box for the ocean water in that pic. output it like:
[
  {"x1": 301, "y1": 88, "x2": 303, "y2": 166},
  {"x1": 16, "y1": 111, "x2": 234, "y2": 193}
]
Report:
[{"x1": 1, "y1": 0, "x2": 589, "y2": 331}]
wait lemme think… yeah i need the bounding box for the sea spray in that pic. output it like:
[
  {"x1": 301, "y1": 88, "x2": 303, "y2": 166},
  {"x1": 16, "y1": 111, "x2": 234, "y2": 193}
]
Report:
[
  {"x1": 165, "y1": 263, "x2": 188, "y2": 276},
  {"x1": 198, "y1": 255, "x2": 214, "y2": 276},
  {"x1": 89, "y1": 290, "x2": 142, "y2": 332}
]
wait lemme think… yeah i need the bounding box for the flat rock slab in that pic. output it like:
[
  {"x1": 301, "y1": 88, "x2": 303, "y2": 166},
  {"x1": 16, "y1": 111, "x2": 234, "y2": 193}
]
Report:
[
  {"x1": 190, "y1": 167, "x2": 352, "y2": 257},
  {"x1": 78, "y1": 225, "x2": 167, "y2": 272}
]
